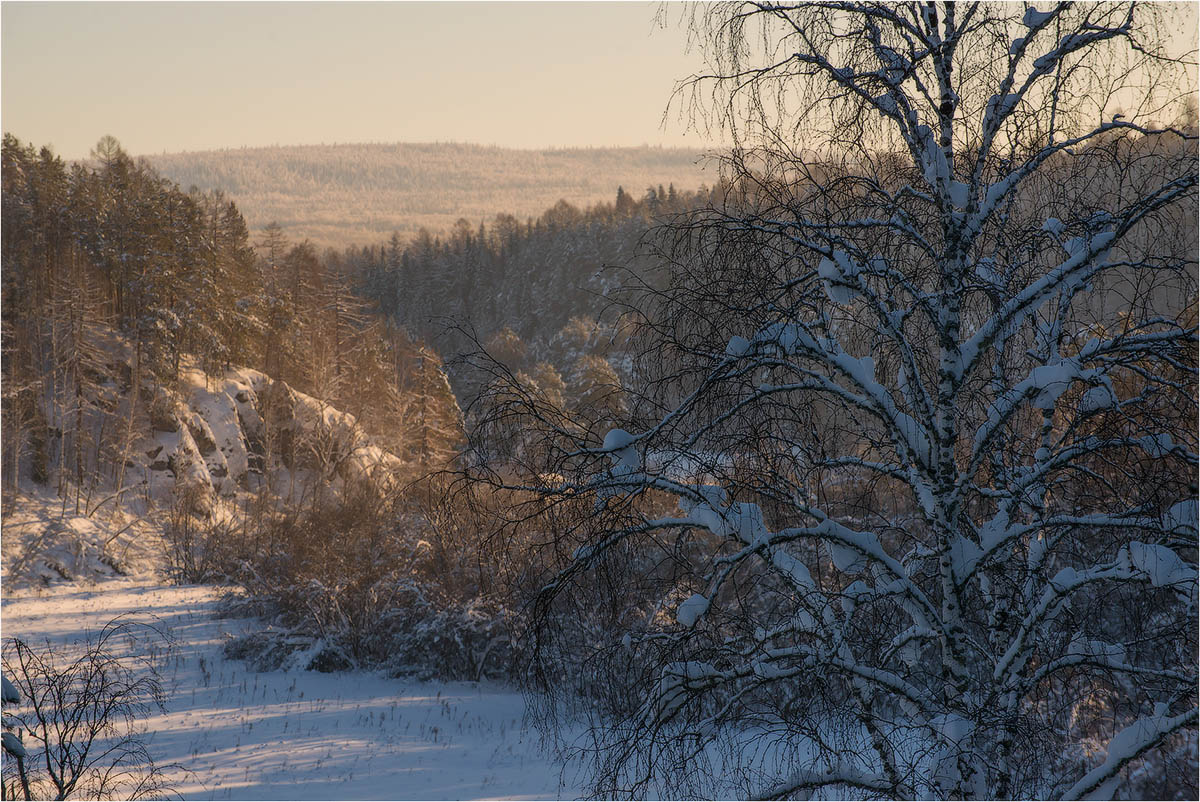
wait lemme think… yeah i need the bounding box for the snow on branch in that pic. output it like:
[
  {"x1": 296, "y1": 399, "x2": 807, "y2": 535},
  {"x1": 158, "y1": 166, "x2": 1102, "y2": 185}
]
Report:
[
  {"x1": 1062, "y1": 707, "x2": 1198, "y2": 800},
  {"x1": 758, "y1": 765, "x2": 893, "y2": 800}
]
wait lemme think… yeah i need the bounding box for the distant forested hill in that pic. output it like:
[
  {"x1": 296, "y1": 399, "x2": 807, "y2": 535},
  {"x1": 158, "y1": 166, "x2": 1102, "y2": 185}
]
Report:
[{"x1": 147, "y1": 142, "x2": 713, "y2": 251}]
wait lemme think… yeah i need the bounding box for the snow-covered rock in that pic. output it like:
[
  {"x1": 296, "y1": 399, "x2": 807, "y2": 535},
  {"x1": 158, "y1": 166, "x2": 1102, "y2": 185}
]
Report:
[{"x1": 132, "y1": 364, "x2": 406, "y2": 512}]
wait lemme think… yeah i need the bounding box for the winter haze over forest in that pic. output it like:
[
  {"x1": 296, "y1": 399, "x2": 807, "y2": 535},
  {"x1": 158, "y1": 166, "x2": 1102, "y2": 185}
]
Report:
[{"x1": 1, "y1": 2, "x2": 1197, "y2": 801}]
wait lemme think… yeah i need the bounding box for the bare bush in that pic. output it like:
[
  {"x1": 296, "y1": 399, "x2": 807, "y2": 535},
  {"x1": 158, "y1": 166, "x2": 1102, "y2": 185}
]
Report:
[
  {"x1": 162, "y1": 485, "x2": 244, "y2": 585},
  {"x1": 213, "y1": 474, "x2": 527, "y2": 681},
  {"x1": 1, "y1": 619, "x2": 175, "y2": 800}
]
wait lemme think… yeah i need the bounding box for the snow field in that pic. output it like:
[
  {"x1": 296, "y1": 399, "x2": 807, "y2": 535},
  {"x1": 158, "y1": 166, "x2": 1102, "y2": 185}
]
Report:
[{"x1": 2, "y1": 580, "x2": 583, "y2": 800}]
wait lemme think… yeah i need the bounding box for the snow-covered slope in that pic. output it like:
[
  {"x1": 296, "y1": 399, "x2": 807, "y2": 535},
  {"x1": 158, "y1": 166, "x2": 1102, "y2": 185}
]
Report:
[
  {"x1": 2, "y1": 579, "x2": 582, "y2": 800},
  {"x1": 1, "y1": 486, "x2": 165, "y2": 585},
  {"x1": 4, "y1": 357, "x2": 408, "y2": 587}
]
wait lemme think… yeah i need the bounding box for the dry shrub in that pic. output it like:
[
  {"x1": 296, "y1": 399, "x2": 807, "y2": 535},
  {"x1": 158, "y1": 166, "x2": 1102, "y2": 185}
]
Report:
[
  {"x1": 207, "y1": 474, "x2": 532, "y2": 681},
  {"x1": 2, "y1": 619, "x2": 176, "y2": 801}
]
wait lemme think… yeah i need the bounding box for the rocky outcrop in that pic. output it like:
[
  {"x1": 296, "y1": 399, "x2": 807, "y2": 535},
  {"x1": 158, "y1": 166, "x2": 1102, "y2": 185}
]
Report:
[{"x1": 137, "y1": 366, "x2": 404, "y2": 513}]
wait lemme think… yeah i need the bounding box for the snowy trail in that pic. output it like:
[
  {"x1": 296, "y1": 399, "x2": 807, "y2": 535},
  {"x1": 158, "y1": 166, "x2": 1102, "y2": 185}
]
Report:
[{"x1": 2, "y1": 580, "x2": 583, "y2": 800}]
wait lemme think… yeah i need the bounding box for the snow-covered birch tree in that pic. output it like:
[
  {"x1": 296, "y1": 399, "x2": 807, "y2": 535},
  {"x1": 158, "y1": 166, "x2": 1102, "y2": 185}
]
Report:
[{"x1": 496, "y1": 3, "x2": 1198, "y2": 799}]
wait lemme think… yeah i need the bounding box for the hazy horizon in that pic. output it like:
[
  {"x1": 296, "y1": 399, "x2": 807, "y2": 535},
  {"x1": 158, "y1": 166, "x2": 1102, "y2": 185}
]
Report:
[
  {"x1": 145, "y1": 140, "x2": 715, "y2": 251},
  {"x1": 137, "y1": 138, "x2": 708, "y2": 158},
  {"x1": 3, "y1": 1, "x2": 720, "y2": 160}
]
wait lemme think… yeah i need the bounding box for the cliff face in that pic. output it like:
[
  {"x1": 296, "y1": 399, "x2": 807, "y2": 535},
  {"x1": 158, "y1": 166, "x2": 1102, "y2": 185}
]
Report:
[{"x1": 141, "y1": 365, "x2": 405, "y2": 513}]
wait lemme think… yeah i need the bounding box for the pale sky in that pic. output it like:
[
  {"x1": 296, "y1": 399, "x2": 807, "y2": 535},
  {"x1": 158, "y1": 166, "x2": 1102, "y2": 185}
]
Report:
[
  {"x1": 2, "y1": 1, "x2": 715, "y2": 159},
  {"x1": 3, "y1": 2, "x2": 1195, "y2": 160}
]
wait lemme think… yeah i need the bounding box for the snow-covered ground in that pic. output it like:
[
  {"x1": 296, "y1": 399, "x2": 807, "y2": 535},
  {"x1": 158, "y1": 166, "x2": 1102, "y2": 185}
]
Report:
[{"x1": 2, "y1": 579, "x2": 583, "y2": 800}]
